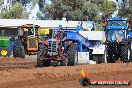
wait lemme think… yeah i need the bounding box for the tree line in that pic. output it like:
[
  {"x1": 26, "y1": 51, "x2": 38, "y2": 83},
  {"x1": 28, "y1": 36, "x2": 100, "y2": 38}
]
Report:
[{"x1": 0, "y1": 0, "x2": 131, "y2": 21}]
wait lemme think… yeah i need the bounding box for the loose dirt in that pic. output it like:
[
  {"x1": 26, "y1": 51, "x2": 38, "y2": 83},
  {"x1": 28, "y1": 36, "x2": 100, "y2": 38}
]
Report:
[
  {"x1": 0, "y1": 57, "x2": 132, "y2": 88},
  {"x1": 0, "y1": 57, "x2": 36, "y2": 70}
]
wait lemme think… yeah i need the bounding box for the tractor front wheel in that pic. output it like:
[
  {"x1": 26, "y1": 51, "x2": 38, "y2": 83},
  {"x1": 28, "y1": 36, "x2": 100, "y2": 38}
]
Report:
[
  {"x1": 37, "y1": 51, "x2": 50, "y2": 67},
  {"x1": 37, "y1": 51, "x2": 43, "y2": 67}
]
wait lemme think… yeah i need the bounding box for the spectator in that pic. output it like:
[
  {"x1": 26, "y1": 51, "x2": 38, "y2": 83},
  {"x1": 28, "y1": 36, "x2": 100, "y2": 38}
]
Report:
[{"x1": 91, "y1": 23, "x2": 96, "y2": 31}]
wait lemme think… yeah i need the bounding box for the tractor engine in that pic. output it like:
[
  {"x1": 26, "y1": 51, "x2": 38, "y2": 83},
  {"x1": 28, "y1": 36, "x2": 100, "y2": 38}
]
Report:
[{"x1": 26, "y1": 35, "x2": 38, "y2": 54}]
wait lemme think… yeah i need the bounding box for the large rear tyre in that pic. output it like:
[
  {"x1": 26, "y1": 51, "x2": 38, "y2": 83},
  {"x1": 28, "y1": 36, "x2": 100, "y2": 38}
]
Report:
[
  {"x1": 120, "y1": 45, "x2": 130, "y2": 62},
  {"x1": 67, "y1": 43, "x2": 78, "y2": 66},
  {"x1": 106, "y1": 47, "x2": 115, "y2": 63},
  {"x1": 61, "y1": 53, "x2": 69, "y2": 66},
  {"x1": 13, "y1": 39, "x2": 25, "y2": 58}
]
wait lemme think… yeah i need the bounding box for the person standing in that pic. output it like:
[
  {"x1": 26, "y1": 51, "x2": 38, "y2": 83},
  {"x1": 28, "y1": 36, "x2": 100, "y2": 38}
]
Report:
[{"x1": 91, "y1": 23, "x2": 96, "y2": 31}]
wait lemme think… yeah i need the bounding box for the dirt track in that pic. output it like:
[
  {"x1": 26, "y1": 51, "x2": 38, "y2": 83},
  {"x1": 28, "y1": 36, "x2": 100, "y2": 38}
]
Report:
[
  {"x1": 0, "y1": 57, "x2": 36, "y2": 70},
  {"x1": 0, "y1": 58, "x2": 132, "y2": 88}
]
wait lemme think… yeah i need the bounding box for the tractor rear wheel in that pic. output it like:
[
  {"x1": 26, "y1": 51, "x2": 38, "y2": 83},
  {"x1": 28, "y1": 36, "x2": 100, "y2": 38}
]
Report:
[
  {"x1": 106, "y1": 46, "x2": 115, "y2": 63},
  {"x1": 13, "y1": 39, "x2": 25, "y2": 58},
  {"x1": 120, "y1": 45, "x2": 129, "y2": 62},
  {"x1": 62, "y1": 53, "x2": 69, "y2": 66},
  {"x1": 67, "y1": 43, "x2": 78, "y2": 66}
]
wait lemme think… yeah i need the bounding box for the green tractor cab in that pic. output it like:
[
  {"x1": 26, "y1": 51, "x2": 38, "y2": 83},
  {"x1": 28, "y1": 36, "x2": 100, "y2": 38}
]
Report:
[{"x1": 0, "y1": 37, "x2": 11, "y2": 57}]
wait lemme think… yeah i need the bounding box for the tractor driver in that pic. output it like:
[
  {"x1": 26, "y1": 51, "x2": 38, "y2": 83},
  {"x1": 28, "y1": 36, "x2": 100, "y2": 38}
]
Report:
[
  {"x1": 55, "y1": 28, "x2": 67, "y2": 41},
  {"x1": 55, "y1": 28, "x2": 67, "y2": 53}
]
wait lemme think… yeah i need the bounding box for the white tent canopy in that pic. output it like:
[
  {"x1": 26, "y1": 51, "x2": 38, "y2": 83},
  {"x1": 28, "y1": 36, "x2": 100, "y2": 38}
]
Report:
[{"x1": 0, "y1": 19, "x2": 93, "y2": 30}]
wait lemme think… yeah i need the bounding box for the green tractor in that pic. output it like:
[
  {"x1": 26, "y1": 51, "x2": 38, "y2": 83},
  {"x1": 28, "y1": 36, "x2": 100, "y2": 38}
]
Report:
[
  {"x1": 0, "y1": 37, "x2": 11, "y2": 57},
  {"x1": 0, "y1": 29, "x2": 14, "y2": 57}
]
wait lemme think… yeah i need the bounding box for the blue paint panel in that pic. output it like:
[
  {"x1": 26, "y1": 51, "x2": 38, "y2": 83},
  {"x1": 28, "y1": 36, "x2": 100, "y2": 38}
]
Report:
[
  {"x1": 128, "y1": 32, "x2": 132, "y2": 38},
  {"x1": 107, "y1": 18, "x2": 128, "y2": 21},
  {"x1": 65, "y1": 31, "x2": 90, "y2": 49},
  {"x1": 106, "y1": 26, "x2": 128, "y2": 30},
  {"x1": 9, "y1": 41, "x2": 14, "y2": 52},
  {"x1": 66, "y1": 32, "x2": 76, "y2": 40}
]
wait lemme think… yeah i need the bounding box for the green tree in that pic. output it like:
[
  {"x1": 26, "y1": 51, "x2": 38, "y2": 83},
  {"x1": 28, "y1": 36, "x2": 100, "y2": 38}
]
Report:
[
  {"x1": 70, "y1": 9, "x2": 83, "y2": 20},
  {"x1": 82, "y1": 1, "x2": 99, "y2": 20},
  {"x1": 118, "y1": 0, "x2": 132, "y2": 29},
  {"x1": 0, "y1": 0, "x2": 3, "y2": 4},
  {"x1": 45, "y1": 0, "x2": 100, "y2": 20},
  {"x1": 1, "y1": 3, "x2": 28, "y2": 19},
  {"x1": 101, "y1": 0, "x2": 116, "y2": 17},
  {"x1": 96, "y1": 23, "x2": 104, "y2": 31},
  {"x1": 90, "y1": 0, "x2": 103, "y2": 5},
  {"x1": 118, "y1": 0, "x2": 132, "y2": 18}
]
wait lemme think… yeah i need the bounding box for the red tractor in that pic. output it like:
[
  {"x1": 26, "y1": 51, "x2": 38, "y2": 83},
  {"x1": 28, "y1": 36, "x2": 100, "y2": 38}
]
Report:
[{"x1": 37, "y1": 28, "x2": 72, "y2": 66}]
